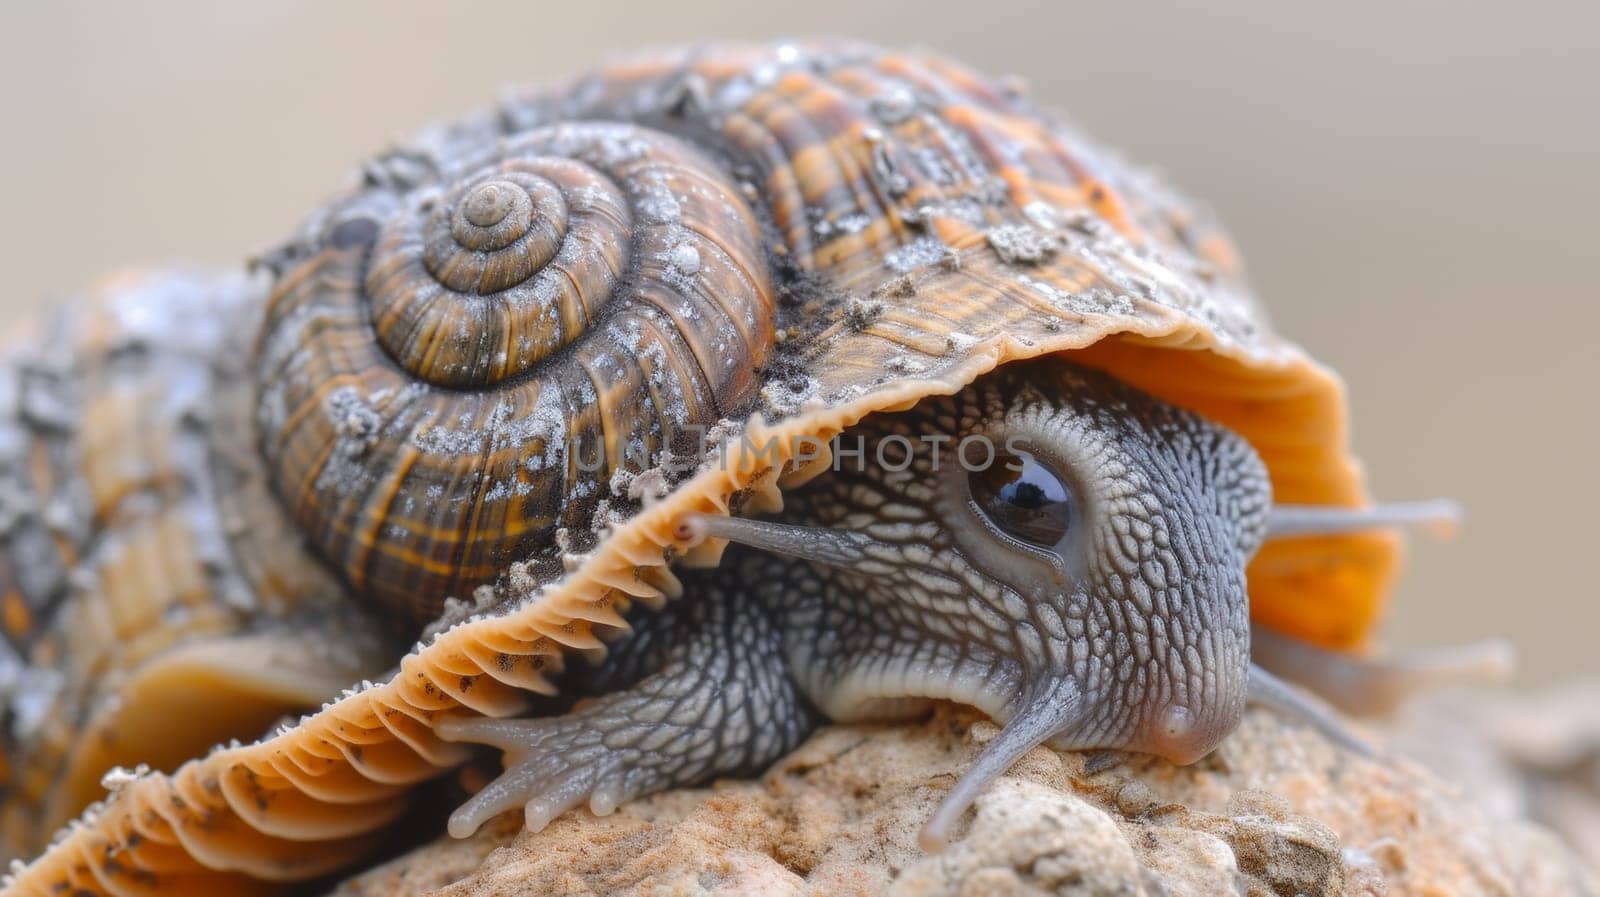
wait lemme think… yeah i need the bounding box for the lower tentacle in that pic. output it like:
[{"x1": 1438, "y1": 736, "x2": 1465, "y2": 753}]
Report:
[
  {"x1": 1248, "y1": 663, "x2": 1375, "y2": 755},
  {"x1": 1252, "y1": 624, "x2": 1514, "y2": 716},
  {"x1": 919, "y1": 676, "x2": 1081, "y2": 852}
]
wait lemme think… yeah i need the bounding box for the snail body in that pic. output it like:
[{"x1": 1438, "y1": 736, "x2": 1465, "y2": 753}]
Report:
[{"x1": 0, "y1": 42, "x2": 1495, "y2": 896}]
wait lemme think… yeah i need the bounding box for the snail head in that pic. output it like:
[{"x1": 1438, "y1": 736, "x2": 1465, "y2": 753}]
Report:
[{"x1": 686, "y1": 358, "x2": 1270, "y2": 791}]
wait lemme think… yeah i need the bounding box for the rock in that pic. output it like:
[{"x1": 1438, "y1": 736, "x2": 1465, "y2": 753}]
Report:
[
  {"x1": 1390, "y1": 680, "x2": 1600, "y2": 871},
  {"x1": 328, "y1": 704, "x2": 1599, "y2": 897}
]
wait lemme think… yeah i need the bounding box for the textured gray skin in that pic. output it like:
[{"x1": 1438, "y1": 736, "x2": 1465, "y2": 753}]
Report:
[
  {"x1": 438, "y1": 552, "x2": 816, "y2": 837},
  {"x1": 440, "y1": 360, "x2": 1274, "y2": 840}
]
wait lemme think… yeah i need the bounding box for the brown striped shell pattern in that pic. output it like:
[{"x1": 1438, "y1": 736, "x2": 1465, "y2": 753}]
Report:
[{"x1": 0, "y1": 42, "x2": 1399, "y2": 896}]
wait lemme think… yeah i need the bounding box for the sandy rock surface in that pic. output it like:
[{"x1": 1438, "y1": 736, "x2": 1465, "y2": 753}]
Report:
[
  {"x1": 329, "y1": 704, "x2": 1599, "y2": 897},
  {"x1": 1392, "y1": 680, "x2": 1600, "y2": 872}
]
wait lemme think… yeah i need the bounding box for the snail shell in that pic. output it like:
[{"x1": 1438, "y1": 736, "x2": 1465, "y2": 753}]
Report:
[
  {"x1": 1, "y1": 42, "x2": 1396, "y2": 897},
  {"x1": 257, "y1": 123, "x2": 776, "y2": 622}
]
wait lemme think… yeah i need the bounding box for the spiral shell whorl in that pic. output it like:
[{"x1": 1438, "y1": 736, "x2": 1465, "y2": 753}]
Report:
[
  {"x1": 256, "y1": 122, "x2": 776, "y2": 622},
  {"x1": 368, "y1": 156, "x2": 632, "y2": 389}
]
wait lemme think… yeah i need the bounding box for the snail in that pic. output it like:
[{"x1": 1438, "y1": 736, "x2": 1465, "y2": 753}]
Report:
[{"x1": 0, "y1": 42, "x2": 1511, "y2": 896}]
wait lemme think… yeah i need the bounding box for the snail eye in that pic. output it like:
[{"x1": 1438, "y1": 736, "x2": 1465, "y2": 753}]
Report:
[{"x1": 967, "y1": 452, "x2": 1074, "y2": 549}]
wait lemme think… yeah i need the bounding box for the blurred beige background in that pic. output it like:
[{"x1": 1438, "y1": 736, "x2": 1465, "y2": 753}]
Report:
[{"x1": 0, "y1": 1, "x2": 1595, "y2": 683}]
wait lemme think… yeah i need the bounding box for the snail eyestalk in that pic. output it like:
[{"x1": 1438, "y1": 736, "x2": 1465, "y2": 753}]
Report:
[
  {"x1": 1265, "y1": 498, "x2": 1463, "y2": 540},
  {"x1": 676, "y1": 513, "x2": 878, "y2": 568},
  {"x1": 1251, "y1": 624, "x2": 1516, "y2": 716}
]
